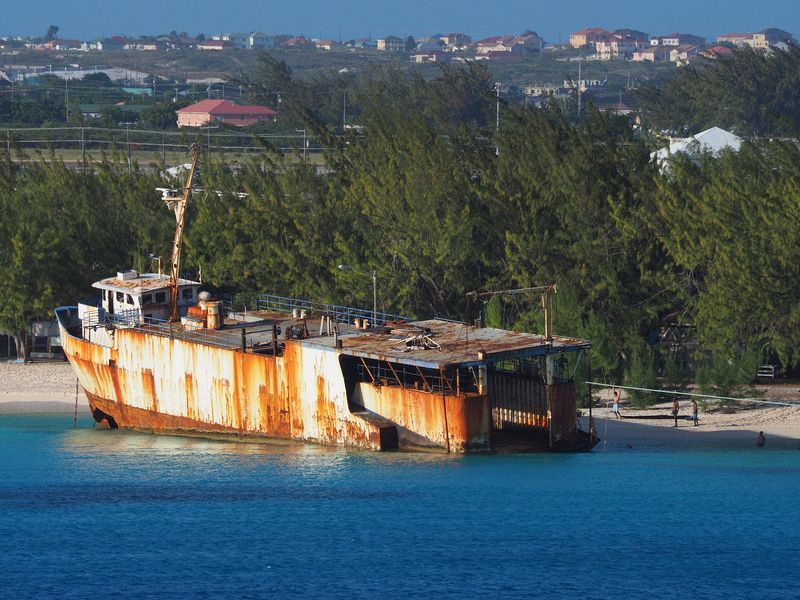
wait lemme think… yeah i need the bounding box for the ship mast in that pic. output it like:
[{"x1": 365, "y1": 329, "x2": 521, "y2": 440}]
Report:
[{"x1": 165, "y1": 144, "x2": 203, "y2": 322}]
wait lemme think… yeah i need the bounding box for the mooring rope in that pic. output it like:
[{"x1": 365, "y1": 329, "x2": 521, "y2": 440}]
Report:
[{"x1": 586, "y1": 382, "x2": 800, "y2": 408}]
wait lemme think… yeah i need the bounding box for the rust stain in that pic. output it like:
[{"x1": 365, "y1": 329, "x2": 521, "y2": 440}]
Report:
[{"x1": 141, "y1": 368, "x2": 158, "y2": 414}]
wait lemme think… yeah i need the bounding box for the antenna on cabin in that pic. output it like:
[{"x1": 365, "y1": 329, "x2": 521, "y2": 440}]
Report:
[{"x1": 165, "y1": 143, "x2": 205, "y2": 322}]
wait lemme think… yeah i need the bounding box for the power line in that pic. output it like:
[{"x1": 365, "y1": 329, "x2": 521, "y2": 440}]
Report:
[{"x1": 586, "y1": 381, "x2": 800, "y2": 408}]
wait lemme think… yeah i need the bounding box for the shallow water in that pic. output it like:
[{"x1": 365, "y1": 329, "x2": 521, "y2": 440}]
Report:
[{"x1": 1, "y1": 413, "x2": 799, "y2": 599}]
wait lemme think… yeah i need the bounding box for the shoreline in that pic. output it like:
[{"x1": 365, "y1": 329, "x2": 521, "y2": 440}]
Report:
[{"x1": 3, "y1": 361, "x2": 799, "y2": 449}]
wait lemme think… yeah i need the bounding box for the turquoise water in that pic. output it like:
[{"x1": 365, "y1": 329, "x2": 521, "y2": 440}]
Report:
[{"x1": 1, "y1": 414, "x2": 799, "y2": 599}]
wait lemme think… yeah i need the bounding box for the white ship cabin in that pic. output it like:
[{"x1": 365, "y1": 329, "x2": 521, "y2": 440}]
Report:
[{"x1": 92, "y1": 270, "x2": 202, "y2": 321}]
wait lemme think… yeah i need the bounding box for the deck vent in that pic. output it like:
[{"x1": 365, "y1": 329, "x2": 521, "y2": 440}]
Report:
[{"x1": 117, "y1": 270, "x2": 138, "y2": 281}]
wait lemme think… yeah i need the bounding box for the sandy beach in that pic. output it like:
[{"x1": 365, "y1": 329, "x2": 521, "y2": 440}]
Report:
[
  {"x1": 0, "y1": 361, "x2": 88, "y2": 414},
  {"x1": 3, "y1": 361, "x2": 800, "y2": 449}
]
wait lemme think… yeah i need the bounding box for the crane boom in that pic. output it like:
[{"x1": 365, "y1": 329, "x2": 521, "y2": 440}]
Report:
[{"x1": 166, "y1": 144, "x2": 203, "y2": 322}]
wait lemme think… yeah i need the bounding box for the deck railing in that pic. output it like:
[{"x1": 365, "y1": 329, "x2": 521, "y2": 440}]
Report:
[{"x1": 255, "y1": 293, "x2": 409, "y2": 327}]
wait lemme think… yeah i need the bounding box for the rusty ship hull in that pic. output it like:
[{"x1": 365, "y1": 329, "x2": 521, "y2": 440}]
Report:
[{"x1": 56, "y1": 296, "x2": 596, "y2": 453}]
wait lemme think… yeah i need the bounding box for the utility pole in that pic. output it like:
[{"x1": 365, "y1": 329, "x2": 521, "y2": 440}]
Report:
[
  {"x1": 342, "y1": 89, "x2": 347, "y2": 131},
  {"x1": 577, "y1": 55, "x2": 583, "y2": 117},
  {"x1": 495, "y1": 82, "x2": 501, "y2": 156},
  {"x1": 64, "y1": 77, "x2": 69, "y2": 121}
]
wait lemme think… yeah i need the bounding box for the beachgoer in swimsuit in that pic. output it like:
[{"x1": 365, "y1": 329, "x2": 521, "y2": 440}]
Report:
[
  {"x1": 612, "y1": 388, "x2": 621, "y2": 419},
  {"x1": 672, "y1": 398, "x2": 680, "y2": 427},
  {"x1": 691, "y1": 399, "x2": 698, "y2": 426},
  {"x1": 757, "y1": 431, "x2": 766, "y2": 447}
]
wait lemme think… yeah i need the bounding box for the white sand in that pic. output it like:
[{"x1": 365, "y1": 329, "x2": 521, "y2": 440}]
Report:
[
  {"x1": 0, "y1": 361, "x2": 88, "y2": 413},
  {"x1": 583, "y1": 391, "x2": 800, "y2": 450}
]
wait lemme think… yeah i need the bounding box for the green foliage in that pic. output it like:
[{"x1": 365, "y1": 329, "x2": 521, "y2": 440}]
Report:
[
  {"x1": 636, "y1": 46, "x2": 800, "y2": 136},
  {"x1": 696, "y1": 348, "x2": 761, "y2": 406},
  {"x1": 625, "y1": 341, "x2": 659, "y2": 407}
]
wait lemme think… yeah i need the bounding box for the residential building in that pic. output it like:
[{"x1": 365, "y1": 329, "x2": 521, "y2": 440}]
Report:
[
  {"x1": 716, "y1": 32, "x2": 754, "y2": 47},
  {"x1": 670, "y1": 44, "x2": 701, "y2": 63},
  {"x1": 596, "y1": 38, "x2": 639, "y2": 60},
  {"x1": 315, "y1": 39, "x2": 339, "y2": 51},
  {"x1": 653, "y1": 126, "x2": 742, "y2": 167},
  {"x1": 651, "y1": 33, "x2": 706, "y2": 46},
  {"x1": 211, "y1": 32, "x2": 249, "y2": 48},
  {"x1": 474, "y1": 33, "x2": 543, "y2": 55},
  {"x1": 176, "y1": 99, "x2": 277, "y2": 127},
  {"x1": 197, "y1": 40, "x2": 233, "y2": 51},
  {"x1": 613, "y1": 29, "x2": 649, "y2": 45},
  {"x1": 569, "y1": 28, "x2": 611, "y2": 48},
  {"x1": 415, "y1": 36, "x2": 442, "y2": 52},
  {"x1": 632, "y1": 47, "x2": 669, "y2": 62},
  {"x1": 410, "y1": 51, "x2": 452, "y2": 63},
  {"x1": 700, "y1": 45, "x2": 735, "y2": 59},
  {"x1": 247, "y1": 32, "x2": 274, "y2": 49},
  {"x1": 42, "y1": 39, "x2": 83, "y2": 51},
  {"x1": 751, "y1": 28, "x2": 795, "y2": 48},
  {"x1": 440, "y1": 33, "x2": 471, "y2": 48},
  {"x1": 377, "y1": 35, "x2": 405, "y2": 52}
]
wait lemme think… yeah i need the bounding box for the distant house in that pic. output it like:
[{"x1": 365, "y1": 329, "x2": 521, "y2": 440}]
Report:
[
  {"x1": 474, "y1": 33, "x2": 543, "y2": 56},
  {"x1": 670, "y1": 44, "x2": 701, "y2": 63},
  {"x1": 613, "y1": 29, "x2": 649, "y2": 45},
  {"x1": 440, "y1": 33, "x2": 471, "y2": 49},
  {"x1": 197, "y1": 40, "x2": 234, "y2": 51},
  {"x1": 84, "y1": 37, "x2": 124, "y2": 51},
  {"x1": 632, "y1": 46, "x2": 669, "y2": 62},
  {"x1": 42, "y1": 39, "x2": 83, "y2": 51},
  {"x1": 410, "y1": 51, "x2": 452, "y2": 63},
  {"x1": 377, "y1": 35, "x2": 405, "y2": 52},
  {"x1": 211, "y1": 33, "x2": 249, "y2": 48},
  {"x1": 284, "y1": 35, "x2": 312, "y2": 47},
  {"x1": 176, "y1": 99, "x2": 277, "y2": 127},
  {"x1": 596, "y1": 38, "x2": 638, "y2": 60},
  {"x1": 414, "y1": 37, "x2": 442, "y2": 52},
  {"x1": 752, "y1": 28, "x2": 795, "y2": 48},
  {"x1": 700, "y1": 45, "x2": 735, "y2": 59},
  {"x1": 315, "y1": 39, "x2": 339, "y2": 51},
  {"x1": 247, "y1": 32, "x2": 274, "y2": 49},
  {"x1": 569, "y1": 28, "x2": 611, "y2": 48},
  {"x1": 719, "y1": 28, "x2": 796, "y2": 49},
  {"x1": 651, "y1": 33, "x2": 705, "y2": 47},
  {"x1": 653, "y1": 126, "x2": 743, "y2": 167}
]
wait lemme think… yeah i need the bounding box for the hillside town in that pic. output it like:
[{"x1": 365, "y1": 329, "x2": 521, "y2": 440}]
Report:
[{"x1": 0, "y1": 25, "x2": 794, "y2": 66}]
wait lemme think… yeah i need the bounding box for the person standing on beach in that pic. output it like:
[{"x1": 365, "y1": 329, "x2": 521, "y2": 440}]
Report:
[
  {"x1": 691, "y1": 399, "x2": 699, "y2": 426},
  {"x1": 672, "y1": 398, "x2": 680, "y2": 427},
  {"x1": 612, "y1": 388, "x2": 621, "y2": 419}
]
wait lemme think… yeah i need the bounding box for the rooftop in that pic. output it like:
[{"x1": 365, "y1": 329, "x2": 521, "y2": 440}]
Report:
[{"x1": 93, "y1": 273, "x2": 200, "y2": 294}]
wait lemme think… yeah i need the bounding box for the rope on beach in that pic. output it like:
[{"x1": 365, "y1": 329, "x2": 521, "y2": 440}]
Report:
[{"x1": 586, "y1": 382, "x2": 800, "y2": 408}]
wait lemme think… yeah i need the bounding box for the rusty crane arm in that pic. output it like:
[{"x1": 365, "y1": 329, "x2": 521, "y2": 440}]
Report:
[
  {"x1": 466, "y1": 284, "x2": 557, "y2": 341},
  {"x1": 166, "y1": 144, "x2": 204, "y2": 322}
]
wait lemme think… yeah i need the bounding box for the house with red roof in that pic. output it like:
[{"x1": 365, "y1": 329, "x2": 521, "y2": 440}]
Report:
[{"x1": 176, "y1": 99, "x2": 277, "y2": 127}]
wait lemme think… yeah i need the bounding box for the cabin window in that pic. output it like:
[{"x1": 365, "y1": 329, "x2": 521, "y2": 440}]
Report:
[
  {"x1": 141, "y1": 294, "x2": 153, "y2": 305},
  {"x1": 102, "y1": 290, "x2": 107, "y2": 302},
  {"x1": 181, "y1": 288, "x2": 194, "y2": 301},
  {"x1": 155, "y1": 291, "x2": 167, "y2": 304},
  {"x1": 115, "y1": 291, "x2": 125, "y2": 303},
  {"x1": 126, "y1": 294, "x2": 133, "y2": 305}
]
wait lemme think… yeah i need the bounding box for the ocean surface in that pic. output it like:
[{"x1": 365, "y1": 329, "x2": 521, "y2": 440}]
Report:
[{"x1": 1, "y1": 413, "x2": 799, "y2": 599}]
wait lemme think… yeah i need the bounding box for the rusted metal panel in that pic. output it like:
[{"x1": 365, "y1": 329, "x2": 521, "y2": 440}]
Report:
[
  {"x1": 352, "y1": 383, "x2": 489, "y2": 452},
  {"x1": 59, "y1": 317, "x2": 387, "y2": 451},
  {"x1": 337, "y1": 319, "x2": 591, "y2": 370},
  {"x1": 58, "y1": 305, "x2": 584, "y2": 453},
  {"x1": 488, "y1": 372, "x2": 549, "y2": 434}
]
